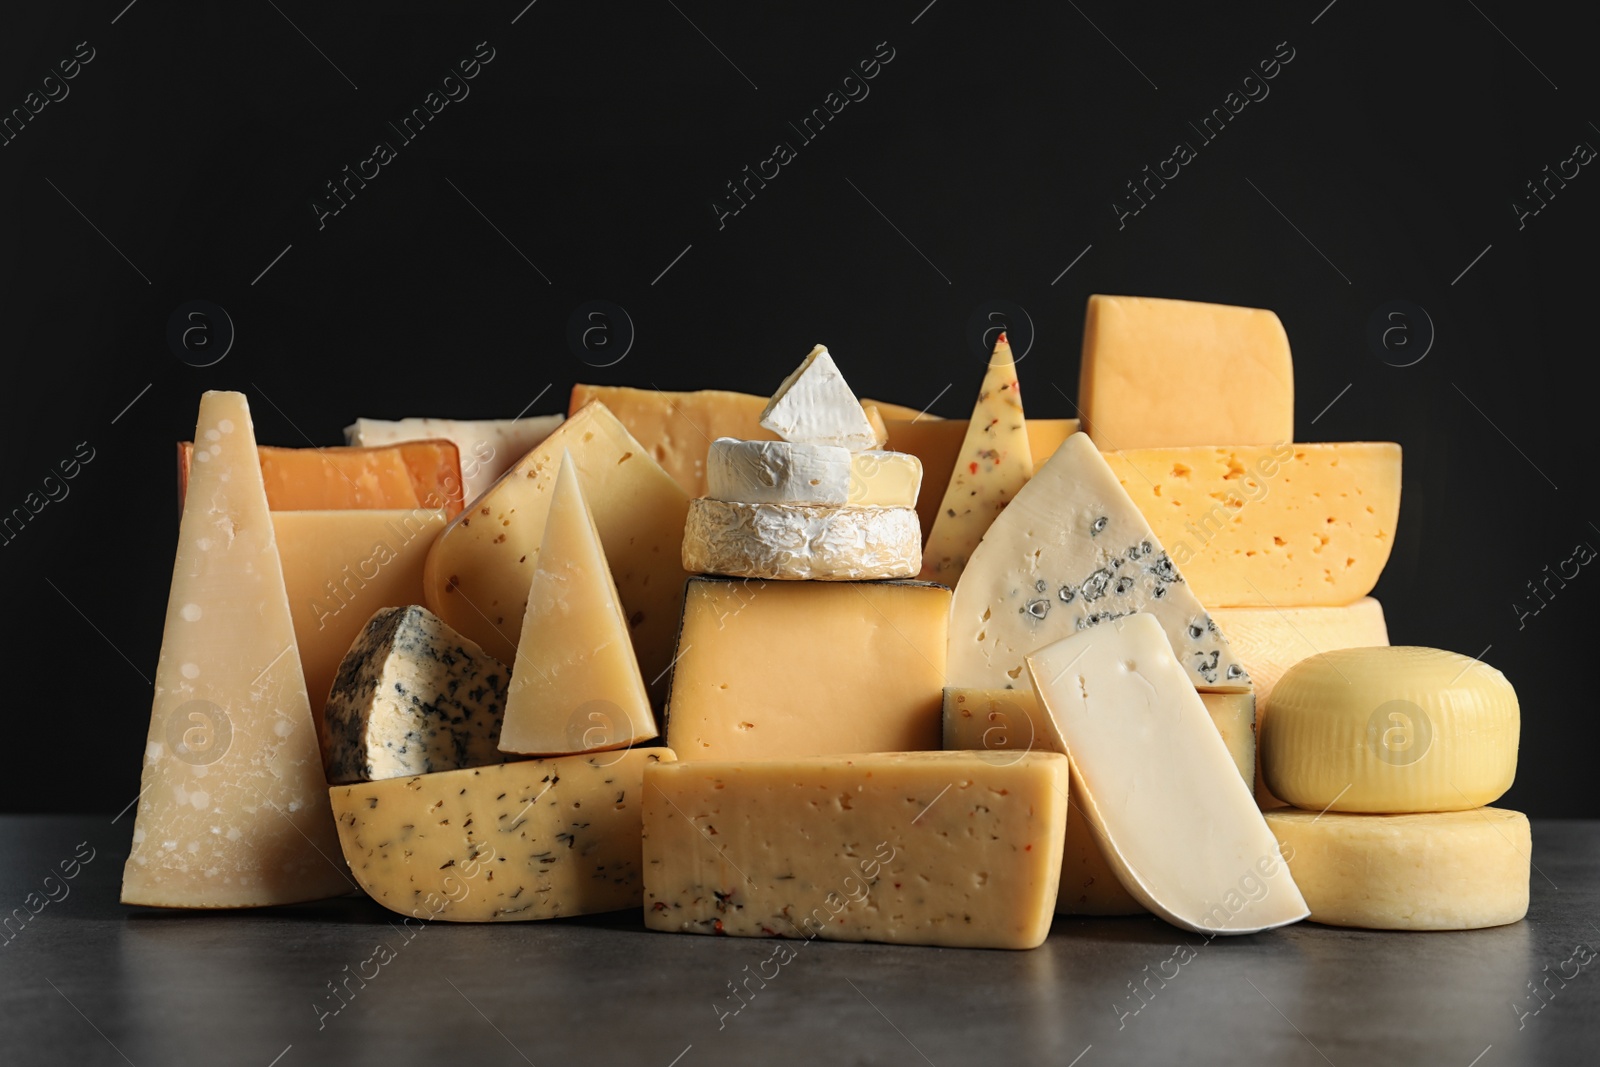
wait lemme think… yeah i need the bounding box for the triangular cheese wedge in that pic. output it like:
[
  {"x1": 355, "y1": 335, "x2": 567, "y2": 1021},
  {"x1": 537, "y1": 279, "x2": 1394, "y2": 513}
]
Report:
[
  {"x1": 758, "y1": 345, "x2": 878, "y2": 450},
  {"x1": 498, "y1": 452, "x2": 659, "y2": 755},
  {"x1": 948, "y1": 431, "x2": 1249, "y2": 691},
  {"x1": 122, "y1": 391, "x2": 348, "y2": 908},
  {"x1": 920, "y1": 332, "x2": 1033, "y2": 585}
]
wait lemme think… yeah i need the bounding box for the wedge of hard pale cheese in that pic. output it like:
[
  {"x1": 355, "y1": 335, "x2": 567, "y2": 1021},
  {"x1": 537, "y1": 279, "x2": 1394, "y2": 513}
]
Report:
[
  {"x1": 1266, "y1": 808, "x2": 1530, "y2": 930},
  {"x1": 682, "y1": 499, "x2": 922, "y2": 581},
  {"x1": 1078, "y1": 294, "x2": 1293, "y2": 449},
  {"x1": 949, "y1": 432, "x2": 1248, "y2": 692},
  {"x1": 1103, "y1": 443, "x2": 1401, "y2": 606},
  {"x1": 1262, "y1": 646, "x2": 1519, "y2": 814},
  {"x1": 570, "y1": 384, "x2": 889, "y2": 498},
  {"x1": 177, "y1": 440, "x2": 465, "y2": 517},
  {"x1": 759, "y1": 345, "x2": 879, "y2": 451},
  {"x1": 942, "y1": 686, "x2": 1255, "y2": 916},
  {"x1": 498, "y1": 452, "x2": 658, "y2": 756},
  {"x1": 665, "y1": 578, "x2": 947, "y2": 759},
  {"x1": 274, "y1": 508, "x2": 446, "y2": 744},
  {"x1": 330, "y1": 748, "x2": 674, "y2": 921},
  {"x1": 346, "y1": 415, "x2": 564, "y2": 504},
  {"x1": 1027, "y1": 614, "x2": 1306, "y2": 934},
  {"x1": 422, "y1": 401, "x2": 689, "y2": 704},
  {"x1": 642, "y1": 751, "x2": 1069, "y2": 949},
  {"x1": 322, "y1": 605, "x2": 510, "y2": 783},
  {"x1": 1212, "y1": 598, "x2": 1390, "y2": 808},
  {"x1": 123, "y1": 391, "x2": 348, "y2": 908},
  {"x1": 883, "y1": 417, "x2": 1078, "y2": 539},
  {"x1": 921, "y1": 332, "x2": 1033, "y2": 587}
]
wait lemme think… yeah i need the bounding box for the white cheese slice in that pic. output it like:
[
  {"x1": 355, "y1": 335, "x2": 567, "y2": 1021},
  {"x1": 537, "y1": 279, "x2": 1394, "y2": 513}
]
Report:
[
  {"x1": 1027, "y1": 614, "x2": 1307, "y2": 935},
  {"x1": 948, "y1": 431, "x2": 1248, "y2": 691},
  {"x1": 682, "y1": 499, "x2": 921, "y2": 580},
  {"x1": 705, "y1": 438, "x2": 853, "y2": 505},
  {"x1": 345, "y1": 414, "x2": 564, "y2": 503},
  {"x1": 758, "y1": 345, "x2": 879, "y2": 451}
]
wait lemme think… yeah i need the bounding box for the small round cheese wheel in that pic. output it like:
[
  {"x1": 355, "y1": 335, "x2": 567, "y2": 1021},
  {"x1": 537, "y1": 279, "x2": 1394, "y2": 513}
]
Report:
[
  {"x1": 1265, "y1": 807, "x2": 1530, "y2": 930},
  {"x1": 1260, "y1": 646, "x2": 1518, "y2": 813},
  {"x1": 682, "y1": 499, "x2": 921, "y2": 580},
  {"x1": 705, "y1": 438, "x2": 852, "y2": 506}
]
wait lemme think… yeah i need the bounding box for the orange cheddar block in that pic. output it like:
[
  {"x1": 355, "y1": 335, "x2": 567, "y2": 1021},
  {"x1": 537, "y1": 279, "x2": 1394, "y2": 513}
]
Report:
[{"x1": 177, "y1": 440, "x2": 465, "y2": 518}]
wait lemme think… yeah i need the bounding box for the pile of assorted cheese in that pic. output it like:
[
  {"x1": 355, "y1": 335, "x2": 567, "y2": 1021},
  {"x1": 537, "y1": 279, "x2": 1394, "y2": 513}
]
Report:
[{"x1": 122, "y1": 294, "x2": 1526, "y2": 949}]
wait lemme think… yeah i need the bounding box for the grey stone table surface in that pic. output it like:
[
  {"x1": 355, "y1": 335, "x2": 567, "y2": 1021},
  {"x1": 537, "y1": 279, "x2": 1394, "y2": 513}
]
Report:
[{"x1": 1, "y1": 816, "x2": 1595, "y2": 1067}]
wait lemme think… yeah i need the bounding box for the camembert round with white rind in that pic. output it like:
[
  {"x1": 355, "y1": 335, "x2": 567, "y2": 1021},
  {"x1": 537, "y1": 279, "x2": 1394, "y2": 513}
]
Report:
[
  {"x1": 682, "y1": 498, "x2": 921, "y2": 580},
  {"x1": 706, "y1": 438, "x2": 853, "y2": 505},
  {"x1": 1265, "y1": 807, "x2": 1530, "y2": 930},
  {"x1": 1261, "y1": 646, "x2": 1519, "y2": 813}
]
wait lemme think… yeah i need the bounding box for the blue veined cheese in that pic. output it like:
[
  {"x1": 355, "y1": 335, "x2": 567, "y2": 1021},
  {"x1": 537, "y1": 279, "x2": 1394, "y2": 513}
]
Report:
[
  {"x1": 948, "y1": 432, "x2": 1248, "y2": 691},
  {"x1": 322, "y1": 605, "x2": 511, "y2": 783}
]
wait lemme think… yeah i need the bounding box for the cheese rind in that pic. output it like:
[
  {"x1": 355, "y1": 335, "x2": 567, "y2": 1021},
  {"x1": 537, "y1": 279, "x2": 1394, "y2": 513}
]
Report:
[
  {"x1": 345, "y1": 415, "x2": 564, "y2": 504},
  {"x1": 1079, "y1": 294, "x2": 1293, "y2": 449},
  {"x1": 665, "y1": 578, "x2": 948, "y2": 760},
  {"x1": 921, "y1": 334, "x2": 1034, "y2": 586},
  {"x1": 421, "y1": 401, "x2": 689, "y2": 702},
  {"x1": 758, "y1": 345, "x2": 879, "y2": 451},
  {"x1": 498, "y1": 452, "x2": 659, "y2": 756},
  {"x1": 123, "y1": 391, "x2": 348, "y2": 909},
  {"x1": 642, "y1": 751, "x2": 1069, "y2": 949},
  {"x1": 330, "y1": 749, "x2": 675, "y2": 922},
  {"x1": 1261, "y1": 646, "x2": 1520, "y2": 814},
  {"x1": 705, "y1": 438, "x2": 853, "y2": 505},
  {"x1": 1102, "y1": 443, "x2": 1402, "y2": 606},
  {"x1": 949, "y1": 432, "x2": 1248, "y2": 692},
  {"x1": 1027, "y1": 614, "x2": 1306, "y2": 934},
  {"x1": 1265, "y1": 808, "x2": 1530, "y2": 930},
  {"x1": 682, "y1": 499, "x2": 921, "y2": 581},
  {"x1": 322, "y1": 605, "x2": 510, "y2": 783}
]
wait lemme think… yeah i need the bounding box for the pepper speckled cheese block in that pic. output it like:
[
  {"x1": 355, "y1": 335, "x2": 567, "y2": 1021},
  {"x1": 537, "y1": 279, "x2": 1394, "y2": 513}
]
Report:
[
  {"x1": 345, "y1": 414, "x2": 564, "y2": 504},
  {"x1": 949, "y1": 432, "x2": 1248, "y2": 692},
  {"x1": 941, "y1": 686, "x2": 1255, "y2": 916},
  {"x1": 1265, "y1": 808, "x2": 1530, "y2": 930},
  {"x1": 759, "y1": 345, "x2": 880, "y2": 451},
  {"x1": 1078, "y1": 294, "x2": 1293, "y2": 449},
  {"x1": 330, "y1": 748, "x2": 676, "y2": 922},
  {"x1": 681, "y1": 499, "x2": 921, "y2": 581},
  {"x1": 422, "y1": 401, "x2": 689, "y2": 703},
  {"x1": 322, "y1": 605, "x2": 510, "y2": 784},
  {"x1": 665, "y1": 578, "x2": 947, "y2": 759},
  {"x1": 921, "y1": 332, "x2": 1034, "y2": 587},
  {"x1": 1102, "y1": 443, "x2": 1401, "y2": 607},
  {"x1": 641, "y1": 751, "x2": 1069, "y2": 949},
  {"x1": 123, "y1": 391, "x2": 348, "y2": 909},
  {"x1": 1028, "y1": 615, "x2": 1306, "y2": 934},
  {"x1": 1261, "y1": 646, "x2": 1520, "y2": 814}
]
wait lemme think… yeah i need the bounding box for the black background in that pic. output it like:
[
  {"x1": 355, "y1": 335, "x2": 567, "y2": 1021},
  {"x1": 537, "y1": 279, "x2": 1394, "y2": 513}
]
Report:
[{"x1": 2, "y1": 1, "x2": 1593, "y2": 816}]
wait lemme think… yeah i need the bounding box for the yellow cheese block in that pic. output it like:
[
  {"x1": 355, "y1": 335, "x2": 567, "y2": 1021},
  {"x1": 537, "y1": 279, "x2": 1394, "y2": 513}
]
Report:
[
  {"x1": 1265, "y1": 807, "x2": 1530, "y2": 930},
  {"x1": 642, "y1": 751, "x2": 1069, "y2": 949},
  {"x1": 861, "y1": 399, "x2": 938, "y2": 421},
  {"x1": 422, "y1": 401, "x2": 689, "y2": 704},
  {"x1": 330, "y1": 748, "x2": 675, "y2": 921},
  {"x1": 1103, "y1": 442, "x2": 1401, "y2": 607},
  {"x1": 1261, "y1": 646, "x2": 1520, "y2": 814},
  {"x1": 1078, "y1": 294, "x2": 1293, "y2": 449},
  {"x1": 1212, "y1": 597, "x2": 1390, "y2": 809},
  {"x1": 664, "y1": 578, "x2": 947, "y2": 759},
  {"x1": 921, "y1": 334, "x2": 1033, "y2": 586},
  {"x1": 882, "y1": 417, "x2": 1078, "y2": 539},
  {"x1": 123, "y1": 392, "x2": 347, "y2": 908},
  {"x1": 569, "y1": 384, "x2": 887, "y2": 498},
  {"x1": 498, "y1": 453, "x2": 658, "y2": 756},
  {"x1": 942, "y1": 686, "x2": 1254, "y2": 916},
  {"x1": 272, "y1": 509, "x2": 446, "y2": 748}
]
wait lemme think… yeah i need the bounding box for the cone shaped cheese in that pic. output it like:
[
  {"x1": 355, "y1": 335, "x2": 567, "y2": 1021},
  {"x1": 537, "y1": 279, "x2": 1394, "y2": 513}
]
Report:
[
  {"x1": 122, "y1": 391, "x2": 348, "y2": 908},
  {"x1": 498, "y1": 452, "x2": 659, "y2": 756},
  {"x1": 949, "y1": 432, "x2": 1248, "y2": 692},
  {"x1": 1027, "y1": 614, "x2": 1306, "y2": 935},
  {"x1": 921, "y1": 333, "x2": 1034, "y2": 586}
]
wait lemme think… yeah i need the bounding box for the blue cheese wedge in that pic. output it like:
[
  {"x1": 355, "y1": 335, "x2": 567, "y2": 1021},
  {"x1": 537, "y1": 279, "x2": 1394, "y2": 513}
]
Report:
[{"x1": 322, "y1": 605, "x2": 511, "y2": 784}]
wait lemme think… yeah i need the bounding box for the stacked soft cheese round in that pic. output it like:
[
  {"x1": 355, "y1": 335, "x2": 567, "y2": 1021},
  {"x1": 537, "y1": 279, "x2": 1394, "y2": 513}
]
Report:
[
  {"x1": 682, "y1": 346, "x2": 925, "y2": 581},
  {"x1": 1260, "y1": 646, "x2": 1529, "y2": 930}
]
